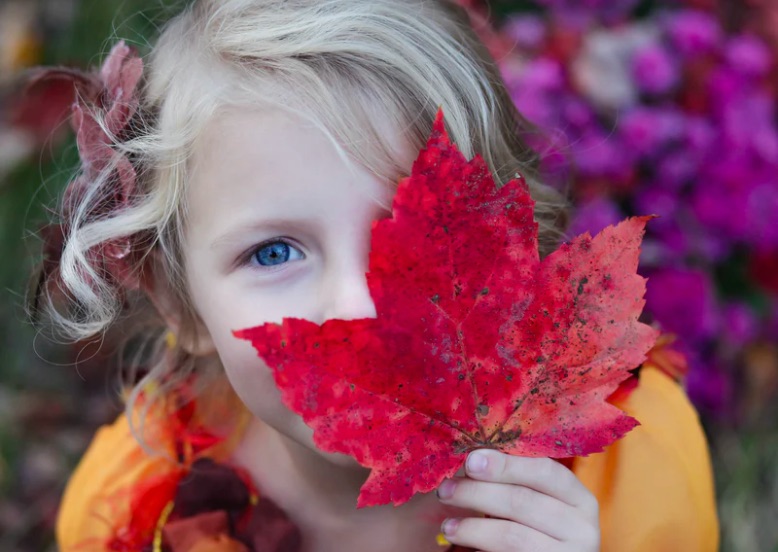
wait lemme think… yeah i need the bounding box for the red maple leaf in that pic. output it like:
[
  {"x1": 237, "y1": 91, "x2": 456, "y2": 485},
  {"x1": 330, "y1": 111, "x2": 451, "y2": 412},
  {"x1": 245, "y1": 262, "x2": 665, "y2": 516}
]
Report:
[{"x1": 235, "y1": 108, "x2": 658, "y2": 507}]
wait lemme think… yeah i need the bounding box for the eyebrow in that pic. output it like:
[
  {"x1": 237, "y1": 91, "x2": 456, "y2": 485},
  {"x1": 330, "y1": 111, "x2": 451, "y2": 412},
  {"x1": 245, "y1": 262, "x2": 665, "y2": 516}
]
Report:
[{"x1": 209, "y1": 217, "x2": 325, "y2": 251}]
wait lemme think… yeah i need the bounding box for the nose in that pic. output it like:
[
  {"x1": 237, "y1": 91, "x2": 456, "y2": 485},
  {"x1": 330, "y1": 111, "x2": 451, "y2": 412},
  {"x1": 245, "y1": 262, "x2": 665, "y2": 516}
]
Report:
[{"x1": 319, "y1": 260, "x2": 377, "y2": 322}]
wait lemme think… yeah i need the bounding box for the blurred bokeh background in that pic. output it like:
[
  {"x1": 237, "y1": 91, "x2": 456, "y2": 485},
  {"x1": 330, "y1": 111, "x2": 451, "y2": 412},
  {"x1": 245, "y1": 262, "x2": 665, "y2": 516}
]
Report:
[{"x1": 1, "y1": 0, "x2": 776, "y2": 550}]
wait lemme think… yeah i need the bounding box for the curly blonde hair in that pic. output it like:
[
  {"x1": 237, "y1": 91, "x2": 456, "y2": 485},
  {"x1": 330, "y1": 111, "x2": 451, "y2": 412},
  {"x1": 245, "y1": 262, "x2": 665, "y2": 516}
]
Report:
[{"x1": 35, "y1": 0, "x2": 568, "y2": 445}]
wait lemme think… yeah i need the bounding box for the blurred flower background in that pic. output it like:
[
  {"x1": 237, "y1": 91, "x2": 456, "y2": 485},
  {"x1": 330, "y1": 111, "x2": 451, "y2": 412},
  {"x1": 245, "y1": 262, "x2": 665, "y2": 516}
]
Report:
[{"x1": 1, "y1": 0, "x2": 776, "y2": 550}]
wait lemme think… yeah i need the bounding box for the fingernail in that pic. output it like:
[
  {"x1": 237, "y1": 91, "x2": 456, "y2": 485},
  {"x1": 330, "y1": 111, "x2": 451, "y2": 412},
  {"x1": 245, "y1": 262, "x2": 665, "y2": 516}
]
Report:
[
  {"x1": 436, "y1": 479, "x2": 456, "y2": 500},
  {"x1": 441, "y1": 518, "x2": 460, "y2": 537},
  {"x1": 466, "y1": 451, "x2": 488, "y2": 473}
]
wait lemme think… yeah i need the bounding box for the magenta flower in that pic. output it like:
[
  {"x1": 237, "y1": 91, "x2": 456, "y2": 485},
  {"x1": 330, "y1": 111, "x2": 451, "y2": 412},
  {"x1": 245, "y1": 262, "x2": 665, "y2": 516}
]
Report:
[
  {"x1": 664, "y1": 9, "x2": 722, "y2": 59},
  {"x1": 725, "y1": 34, "x2": 772, "y2": 78},
  {"x1": 632, "y1": 43, "x2": 680, "y2": 95}
]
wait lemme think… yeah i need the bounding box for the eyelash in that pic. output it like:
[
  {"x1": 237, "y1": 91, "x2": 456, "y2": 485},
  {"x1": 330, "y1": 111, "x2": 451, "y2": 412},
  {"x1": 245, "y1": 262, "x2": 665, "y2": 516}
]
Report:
[{"x1": 243, "y1": 238, "x2": 305, "y2": 271}]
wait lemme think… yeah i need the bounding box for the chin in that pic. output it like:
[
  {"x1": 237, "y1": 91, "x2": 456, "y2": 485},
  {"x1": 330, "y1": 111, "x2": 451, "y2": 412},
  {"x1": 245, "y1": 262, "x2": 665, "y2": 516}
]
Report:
[
  {"x1": 318, "y1": 448, "x2": 364, "y2": 469},
  {"x1": 288, "y1": 416, "x2": 367, "y2": 470}
]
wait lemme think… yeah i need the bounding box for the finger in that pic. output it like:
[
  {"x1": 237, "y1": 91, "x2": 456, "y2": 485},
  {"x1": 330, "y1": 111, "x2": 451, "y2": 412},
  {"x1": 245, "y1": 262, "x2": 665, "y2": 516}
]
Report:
[
  {"x1": 464, "y1": 450, "x2": 598, "y2": 515},
  {"x1": 441, "y1": 515, "x2": 562, "y2": 552},
  {"x1": 437, "y1": 478, "x2": 591, "y2": 541}
]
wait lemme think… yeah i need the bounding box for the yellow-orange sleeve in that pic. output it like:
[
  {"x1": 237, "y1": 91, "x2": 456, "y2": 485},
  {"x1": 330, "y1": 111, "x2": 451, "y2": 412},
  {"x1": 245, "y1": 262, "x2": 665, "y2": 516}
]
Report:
[
  {"x1": 55, "y1": 412, "x2": 177, "y2": 551},
  {"x1": 572, "y1": 365, "x2": 720, "y2": 552}
]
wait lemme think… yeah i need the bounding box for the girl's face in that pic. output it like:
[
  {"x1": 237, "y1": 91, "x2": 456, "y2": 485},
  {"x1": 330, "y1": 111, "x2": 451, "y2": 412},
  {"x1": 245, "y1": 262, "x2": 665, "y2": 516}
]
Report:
[{"x1": 182, "y1": 106, "x2": 413, "y2": 462}]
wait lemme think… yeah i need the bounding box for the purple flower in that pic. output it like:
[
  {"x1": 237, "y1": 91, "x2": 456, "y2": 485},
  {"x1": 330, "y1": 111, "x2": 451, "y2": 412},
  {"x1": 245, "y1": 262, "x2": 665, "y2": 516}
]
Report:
[
  {"x1": 725, "y1": 34, "x2": 772, "y2": 79},
  {"x1": 618, "y1": 106, "x2": 684, "y2": 159},
  {"x1": 508, "y1": 58, "x2": 567, "y2": 128},
  {"x1": 632, "y1": 43, "x2": 680, "y2": 95},
  {"x1": 664, "y1": 9, "x2": 722, "y2": 59},
  {"x1": 722, "y1": 302, "x2": 759, "y2": 346},
  {"x1": 520, "y1": 57, "x2": 566, "y2": 91},
  {"x1": 745, "y1": 180, "x2": 778, "y2": 249},
  {"x1": 650, "y1": 220, "x2": 691, "y2": 260},
  {"x1": 571, "y1": 129, "x2": 635, "y2": 179},
  {"x1": 706, "y1": 66, "x2": 749, "y2": 119},
  {"x1": 655, "y1": 151, "x2": 698, "y2": 190},
  {"x1": 645, "y1": 268, "x2": 719, "y2": 344},
  {"x1": 568, "y1": 197, "x2": 623, "y2": 237},
  {"x1": 639, "y1": 237, "x2": 683, "y2": 267},
  {"x1": 691, "y1": 175, "x2": 748, "y2": 243},
  {"x1": 684, "y1": 358, "x2": 733, "y2": 419},
  {"x1": 634, "y1": 187, "x2": 679, "y2": 221},
  {"x1": 561, "y1": 96, "x2": 595, "y2": 130},
  {"x1": 719, "y1": 91, "x2": 778, "y2": 161},
  {"x1": 503, "y1": 14, "x2": 547, "y2": 50},
  {"x1": 534, "y1": 0, "x2": 641, "y2": 27}
]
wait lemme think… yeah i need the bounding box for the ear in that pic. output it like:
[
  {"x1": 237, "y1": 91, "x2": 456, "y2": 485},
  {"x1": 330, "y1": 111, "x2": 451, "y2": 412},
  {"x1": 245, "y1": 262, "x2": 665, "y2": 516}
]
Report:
[{"x1": 141, "y1": 250, "x2": 216, "y2": 357}]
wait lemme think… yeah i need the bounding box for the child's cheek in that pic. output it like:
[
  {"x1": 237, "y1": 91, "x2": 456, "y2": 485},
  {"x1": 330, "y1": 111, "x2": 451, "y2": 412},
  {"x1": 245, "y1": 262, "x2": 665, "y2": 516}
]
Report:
[{"x1": 213, "y1": 331, "x2": 365, "y2": 468}]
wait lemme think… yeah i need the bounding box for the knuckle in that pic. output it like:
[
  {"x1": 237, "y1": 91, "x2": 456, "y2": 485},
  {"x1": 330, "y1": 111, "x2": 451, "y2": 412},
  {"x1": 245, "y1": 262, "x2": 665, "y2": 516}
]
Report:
[
  {"x1": 454, "y1": 478, "x2": 479, "y2": 504},
  {"x1": 508, "y1": 485, "x2": 532, "y2": 513},
  {"x1": 534, "y1": 457, "x2": 559, "y2": 482},
  {"x1": 500, "y1": 523, "x2": 527, "y2": 550}
]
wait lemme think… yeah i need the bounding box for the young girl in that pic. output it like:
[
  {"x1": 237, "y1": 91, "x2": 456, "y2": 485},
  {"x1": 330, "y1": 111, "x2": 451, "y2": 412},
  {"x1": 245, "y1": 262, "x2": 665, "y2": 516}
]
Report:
[{"x1": 35, "y1": 1, "x2": 719, "y2": 550}]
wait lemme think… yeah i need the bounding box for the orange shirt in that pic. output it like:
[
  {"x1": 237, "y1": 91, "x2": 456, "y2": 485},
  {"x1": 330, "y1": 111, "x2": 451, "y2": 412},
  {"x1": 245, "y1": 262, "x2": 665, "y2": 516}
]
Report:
[{"x1": 56, "y1": 365, "x2": 719, "y2": 551}]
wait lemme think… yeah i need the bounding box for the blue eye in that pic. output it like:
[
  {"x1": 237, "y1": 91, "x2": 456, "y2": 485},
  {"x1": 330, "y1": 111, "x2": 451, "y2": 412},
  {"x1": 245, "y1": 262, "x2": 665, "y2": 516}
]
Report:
[{"x1": 252, "y1": 240, "x2": 304, "y2": 267}]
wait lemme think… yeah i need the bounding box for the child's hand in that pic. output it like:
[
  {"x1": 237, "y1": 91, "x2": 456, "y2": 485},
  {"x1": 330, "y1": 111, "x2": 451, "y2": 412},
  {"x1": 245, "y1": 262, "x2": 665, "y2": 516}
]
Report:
[{"x1": 436, "y1": 449, "x2": 600, "y2": 551}]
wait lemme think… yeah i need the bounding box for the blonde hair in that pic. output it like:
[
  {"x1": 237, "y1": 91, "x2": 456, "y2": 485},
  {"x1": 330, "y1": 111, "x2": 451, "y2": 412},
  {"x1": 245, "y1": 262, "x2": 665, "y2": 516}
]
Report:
[{"x1": 36, "y1": 0, "x2": 568, "y2": 440}]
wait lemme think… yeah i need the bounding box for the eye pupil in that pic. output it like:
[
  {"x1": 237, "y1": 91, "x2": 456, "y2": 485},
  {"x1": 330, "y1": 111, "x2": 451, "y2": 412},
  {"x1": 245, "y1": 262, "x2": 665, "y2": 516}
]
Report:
[{"x1": 256, "y1": 242, "x2": 291, "y2": 266}]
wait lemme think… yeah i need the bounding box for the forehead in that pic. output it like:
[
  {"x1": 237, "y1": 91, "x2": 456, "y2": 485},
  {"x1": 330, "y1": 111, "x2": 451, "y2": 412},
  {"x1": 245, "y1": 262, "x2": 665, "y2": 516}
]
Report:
[
  {"x1": 194, "y1": 99, "x2": 415, "y2": 175},
  {"x1": 183, "y1": 105, "x2": 410, "y2": 238}
]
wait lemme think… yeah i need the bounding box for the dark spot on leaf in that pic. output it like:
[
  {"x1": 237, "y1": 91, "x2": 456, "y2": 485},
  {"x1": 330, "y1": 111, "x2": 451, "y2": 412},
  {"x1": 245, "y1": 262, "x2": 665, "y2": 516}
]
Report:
[
  {"x1": 431, "y1": 294, "x2": 440, "y2": 304},
  {"x1": 577, "y1": 276, "x2": 589, "y2": 296},
  {"x1": 555, "y1": 440, "x2": 563, "y2": 446},
  {"x1": 530, "y1": 388, "x2": 539, "y2": 395},
  {"x1": 480, "y1": 287, "x2": 489, "y2": 295},
  {"x1": 477, "y1": 404, "x2": 489, "y2": 416},
  {"x1": 458, "y1": 373, "x2": 465, "y2": 381},
  {"x1": 313, "y1": 342, "x2": 320, "y2": 348},
  {"x1": 280, "y1": 340, "x2": 287, "y2": 348}
]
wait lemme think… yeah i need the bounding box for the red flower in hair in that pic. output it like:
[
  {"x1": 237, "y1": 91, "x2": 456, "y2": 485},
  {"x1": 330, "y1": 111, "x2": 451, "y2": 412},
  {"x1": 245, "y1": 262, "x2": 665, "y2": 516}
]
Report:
[{"x1": 30, "y1": 41, "x2": 148, "y2": 308}]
